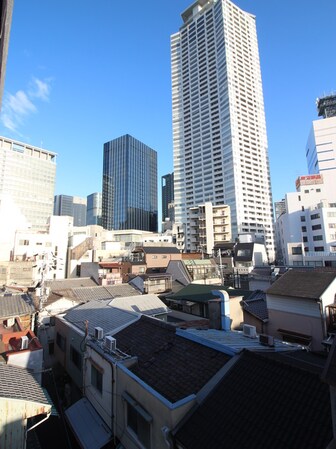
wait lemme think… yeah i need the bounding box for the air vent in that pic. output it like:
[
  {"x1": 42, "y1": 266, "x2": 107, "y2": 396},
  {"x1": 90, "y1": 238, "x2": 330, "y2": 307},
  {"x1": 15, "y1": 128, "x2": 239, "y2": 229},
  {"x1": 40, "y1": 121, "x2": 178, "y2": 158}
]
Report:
[
  {"x1": 259, "y1": 334, "x2": 275, "y2": 347},
  {"x1": 94, "y1": 327, "x2": 103, "y2": 340},
  {"x1": 243, "y1": 324, "x2": 257, "y2": 338},
  {"x1": 104, "y1": 336, "x2": 116, "y2": 352}
]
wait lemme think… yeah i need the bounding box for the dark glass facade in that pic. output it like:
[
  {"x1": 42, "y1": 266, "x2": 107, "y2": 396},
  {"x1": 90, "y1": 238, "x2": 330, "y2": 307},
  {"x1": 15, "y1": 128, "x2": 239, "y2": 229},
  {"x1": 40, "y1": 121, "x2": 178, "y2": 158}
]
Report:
[
  {"x1": 161, "y1": 173, "x2": 174, "y2": 221},
  {"x1": 102, "y1": 134, "x2": 158, "y2": 232}
]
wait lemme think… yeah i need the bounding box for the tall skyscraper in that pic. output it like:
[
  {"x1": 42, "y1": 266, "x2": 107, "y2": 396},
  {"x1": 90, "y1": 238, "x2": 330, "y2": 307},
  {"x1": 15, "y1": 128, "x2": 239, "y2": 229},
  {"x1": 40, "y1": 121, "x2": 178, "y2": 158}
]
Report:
[
  {"x1": 86, "y1": 192, "x2": 102, "y2": 226},
  {"x1": 171, "y1": 0, "x2": 274, "y2": 260},
  {"x1": 102, "y1": 134, "x2": 158, "y2": 232},
  {"x1": 54, "y1": 195, "x2": 87, "y2": 226},
  {"x1": 0, "y1": 136, "x2": 56, "y2": 230},
  {"x1": 161, "y1": 172, "x2": 174, "y2": 222}
]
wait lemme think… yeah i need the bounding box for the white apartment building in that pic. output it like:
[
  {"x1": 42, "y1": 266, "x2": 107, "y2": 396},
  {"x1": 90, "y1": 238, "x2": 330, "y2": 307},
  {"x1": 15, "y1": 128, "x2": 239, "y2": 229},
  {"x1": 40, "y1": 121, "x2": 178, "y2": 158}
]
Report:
[
  {"x1": 189, "y1": 202, "x2": 231, "y2": 255},
  {"x1": 0, "y1": 136, "x2": 56, "y2": 231},
  {"x1": 171, "y1": 0, "x2": 274, "y2": 260},
  {"x1": 276, "y1": 175, "x2": 336, "y2": 267}
]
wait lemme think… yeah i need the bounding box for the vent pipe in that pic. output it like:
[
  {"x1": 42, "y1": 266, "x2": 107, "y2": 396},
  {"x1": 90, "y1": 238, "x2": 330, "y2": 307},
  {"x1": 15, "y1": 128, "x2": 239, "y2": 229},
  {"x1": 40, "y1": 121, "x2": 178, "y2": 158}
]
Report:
[{"x1": 211, "y1": 290, "x2": 231, "y2": 331}]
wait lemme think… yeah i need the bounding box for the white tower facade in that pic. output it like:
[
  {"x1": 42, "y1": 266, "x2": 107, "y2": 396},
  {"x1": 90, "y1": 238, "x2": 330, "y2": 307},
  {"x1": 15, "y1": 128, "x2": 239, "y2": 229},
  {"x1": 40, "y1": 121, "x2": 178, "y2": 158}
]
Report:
[{"x1": 171, "y1": 0, "x2": 274, "y2": 260}]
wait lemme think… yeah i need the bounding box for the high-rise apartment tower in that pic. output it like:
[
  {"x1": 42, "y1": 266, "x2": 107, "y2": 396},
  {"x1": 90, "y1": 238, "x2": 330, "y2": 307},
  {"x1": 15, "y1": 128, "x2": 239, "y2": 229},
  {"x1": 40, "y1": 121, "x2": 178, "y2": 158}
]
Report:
[
  {"x1": 102, "y1": 134, "x2": 158, "y2": 232},
  {"x1": 171, "y1": 0, "x2": 274, "y2": 260}
]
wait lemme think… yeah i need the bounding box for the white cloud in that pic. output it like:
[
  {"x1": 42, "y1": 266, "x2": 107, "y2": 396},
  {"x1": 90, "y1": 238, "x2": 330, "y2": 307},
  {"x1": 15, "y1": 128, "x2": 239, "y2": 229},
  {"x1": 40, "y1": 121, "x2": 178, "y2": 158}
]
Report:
[
  {"x1": 0, "y1": 77, "x2": 52, "y2": 133},
  {"x1": 29, "y1": 77, "x2": 51, "y2": 101}
]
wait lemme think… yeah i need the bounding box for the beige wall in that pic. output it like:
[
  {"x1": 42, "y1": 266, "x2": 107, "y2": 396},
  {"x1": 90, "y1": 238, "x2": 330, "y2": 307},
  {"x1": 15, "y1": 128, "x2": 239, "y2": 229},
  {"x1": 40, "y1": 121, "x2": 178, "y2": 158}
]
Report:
[
  {"x1": 267, "y1": 308, "x2": 325, "y2": 351},
  {"x1": 115, "y1": 364, "x2": 195, "y2": 449},
  {"x1": 145, "y1": 253, "x2": 181, "y2": 269}
]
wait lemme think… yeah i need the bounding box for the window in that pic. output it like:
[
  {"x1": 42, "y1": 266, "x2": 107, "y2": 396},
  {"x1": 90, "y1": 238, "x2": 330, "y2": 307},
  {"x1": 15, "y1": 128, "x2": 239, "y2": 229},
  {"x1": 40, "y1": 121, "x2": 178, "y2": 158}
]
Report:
[
  {"x1": 91, "y1": 364, "x2": 103, "y2": 394},
  {"x1": 56, "y1": 332, "x2": 66, "y2": 351},
  {"x1": 311, "y1": 213, "x2": 320, "y2": 220},
  {"x1": 303, "y1": 236, "x2": 308, "y2": 242},
  {"x1": 313, "y1": 235, "x2": 323, "y2": 241},
  {"x1": 300, "y1": 216, "x2": 306, "y2": 222},
  {"x1": 49, "y1": 341, "x2": 54, "y2": 355},
  {"x1": 312, "y1": 224, "x2": 322, "y2": 230},
  {"x1": 70, "y1": 345, "x2": 82, "y2": 371},
  {"x1": 19, "y1": 240, "x2": 29, "y2": 246},
  {"x1": 301, "y1": 226, "x2": 307, "y2": 232},
  {"x1": 292, "y1": 247, "x2": 302, "y2": 255},
  {"x1": 314, "y1": 246, "x2": 324, "y2": 252},
  {"x1": 123, "y1": 392, "x2": 152, "y2": 449}
]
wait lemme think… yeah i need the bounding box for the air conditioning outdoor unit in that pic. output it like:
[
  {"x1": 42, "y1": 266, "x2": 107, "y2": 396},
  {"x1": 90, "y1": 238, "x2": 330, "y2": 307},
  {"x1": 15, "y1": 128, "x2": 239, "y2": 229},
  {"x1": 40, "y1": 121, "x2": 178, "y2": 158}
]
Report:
[
  {"x1": 94, "y1": 327, "x2": 104, "y2": 340},
  {"x1": 259, "y1": 334, "x2": 275, "y2": 347},
  {"x1": 21, "y1": 335, "x2": 29, "y2": 350},
  {"x1": 104, "y1": 336, "x2": 116, "y2": 352},
  {"x1": 243, "y1": 324, "x2": 257, "y2": 339}
]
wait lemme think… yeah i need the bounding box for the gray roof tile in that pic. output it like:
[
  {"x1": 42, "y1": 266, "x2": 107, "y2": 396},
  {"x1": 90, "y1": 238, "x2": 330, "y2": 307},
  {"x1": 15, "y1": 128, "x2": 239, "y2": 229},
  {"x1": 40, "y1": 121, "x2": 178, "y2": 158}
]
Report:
[
  {"x1": 0, "y1": 364, "x2": 51, "y2": 405},
  {"x1": 0, "y1": 293, "x2": 35, "y2": 318}
]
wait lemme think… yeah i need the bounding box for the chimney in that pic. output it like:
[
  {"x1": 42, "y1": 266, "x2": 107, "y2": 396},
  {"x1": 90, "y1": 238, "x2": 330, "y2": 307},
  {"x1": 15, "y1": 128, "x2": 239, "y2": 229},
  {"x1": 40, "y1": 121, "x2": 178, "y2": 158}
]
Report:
[{"x1": 209, "y1": 290, "x2": 231, "y2": 331}]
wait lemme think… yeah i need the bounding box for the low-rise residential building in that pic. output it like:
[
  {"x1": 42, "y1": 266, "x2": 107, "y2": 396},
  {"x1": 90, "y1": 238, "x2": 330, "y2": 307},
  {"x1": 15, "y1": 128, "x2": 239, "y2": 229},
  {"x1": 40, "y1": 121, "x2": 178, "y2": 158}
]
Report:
[
  {"x1": 0, "y1": 364, "x2": 54, "y2": 449},
  {"x1": 266, "y1": 269, "x2": 336, "y2": 351}
]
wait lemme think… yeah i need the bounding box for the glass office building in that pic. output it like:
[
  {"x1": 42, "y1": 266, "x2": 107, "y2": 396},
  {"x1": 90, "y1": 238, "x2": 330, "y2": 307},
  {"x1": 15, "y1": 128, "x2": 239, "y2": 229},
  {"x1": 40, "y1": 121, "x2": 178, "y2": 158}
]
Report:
[{"x1": 102, "y1": 134, "x2": 158, "y2": 232}]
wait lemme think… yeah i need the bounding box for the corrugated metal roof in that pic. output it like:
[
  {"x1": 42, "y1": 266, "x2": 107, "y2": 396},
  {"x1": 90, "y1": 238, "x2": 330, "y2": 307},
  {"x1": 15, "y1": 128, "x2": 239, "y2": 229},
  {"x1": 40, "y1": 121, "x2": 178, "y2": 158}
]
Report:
[
  {"x1": 178, "y1": 328, "x2": 300, "y2": 354},
  {"x1": 65, "y1": 398, "x2": 112, "y2": 449},
  {"x1": 0, "y1": 293, "x2": 35, "y2": 318},
  {"x1": 0, "y1": 364, "x2": 52, "y2": 405},
  {"x1": 63, "y1": 300, "x2": 139, "y2": 336}
]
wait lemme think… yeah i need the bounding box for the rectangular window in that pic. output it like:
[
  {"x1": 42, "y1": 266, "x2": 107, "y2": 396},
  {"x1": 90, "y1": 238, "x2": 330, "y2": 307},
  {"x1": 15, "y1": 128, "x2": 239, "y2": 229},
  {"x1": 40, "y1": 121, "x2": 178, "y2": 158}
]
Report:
[
  {"x1": 312, "y1": 224, "x2": 322, "y2": 230},
  {"x1": 292, "y1": 247, "x2": 302, "y2": 255},
  {"x1": 311, "y1": 213, "x2": 320, "y2": 220},
  {"x1": 303, "y1": 236, "x2": 308, "y2": 242},
  {"x1": 123, "y1": 392, "x2": 152, "y2": 449},
  {"x1": 314, "y1": 246, "x2": 324, "y2": 252},
  {"x1": 300, "y1": 216, "x2": 306, "y2": 222},
  {"x1": 56, "y1": 332, "x2": 66, "y2": 352},
  {"x1": 301, "y1": 226, "x2": 307, "y2": 232},
  {"x1": 49, "y1": 341, "x2": 54, "y2": 355},
  {"x1": 70, "y1": 345, "x2": 82, "y2": 371},
  {"x1": 91, "y1": 365, "x2": 103, "y2": 394},
  {"x1": 313, "y1": 235, "x2": 323, "y2": 241}
]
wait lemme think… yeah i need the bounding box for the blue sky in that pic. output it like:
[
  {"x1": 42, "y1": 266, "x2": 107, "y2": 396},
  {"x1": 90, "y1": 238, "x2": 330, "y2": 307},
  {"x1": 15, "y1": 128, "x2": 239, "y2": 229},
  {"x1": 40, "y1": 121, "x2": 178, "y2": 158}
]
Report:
[{"x1": 1, "y1": 0, "x2": 335, "y2": 211}]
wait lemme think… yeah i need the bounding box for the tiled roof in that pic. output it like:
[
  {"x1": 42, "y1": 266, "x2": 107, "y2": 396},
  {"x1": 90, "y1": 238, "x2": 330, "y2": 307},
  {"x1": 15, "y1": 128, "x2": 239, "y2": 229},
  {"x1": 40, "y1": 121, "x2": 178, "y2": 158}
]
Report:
[
  {"x1": 109, "y1": 294, "x2": 170, "y2": 316},
  {"x1": 0, "y1": 364, "x2": 51, "y2": 405},
  {"x1": 71, "y1": 284, "x2": 137, "y2": 302},
  {"x1": 266, "y1": 269, "x2": 336, "y2": 299},
  {"x1": 241, "y1": 290, "x2": 268, "y2": 321},
  {"x1": 114, "y1": 315, "x2": 231, "y2": 403},
  {"x1": 174, "y1": 350, "x2": 332, "y2": 449},
  {"x1": 166, "y1": 284, "x2": 251, "y2": 303},
  {"x1": 63, "y1": 300, "x2": 139, "y2": 336},
  {"x1": 46, "y1": 277, "x2": 98, "y2": 291},
  {"x1": 0, "y1": 293, "x2": 35, "y2": 318}
]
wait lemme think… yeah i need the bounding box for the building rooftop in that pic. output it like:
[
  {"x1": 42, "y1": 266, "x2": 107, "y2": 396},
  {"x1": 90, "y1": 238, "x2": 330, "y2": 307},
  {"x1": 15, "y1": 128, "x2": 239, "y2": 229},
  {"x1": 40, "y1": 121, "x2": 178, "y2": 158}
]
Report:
[
  {"x1": 174, "y1": 350, "x2": 332, "y2": 449},
  {"x1": 266, "y1": 269, "x2": 336, "y2": 300},
  {"x1": 241, "y1": 290, "x2": 268, "y2": 322},
  {"x1": 0, "y1": 364, "x2": 52, "y2": 405},
  {"x1": 0, "y1": 293, "x2": 35, "y2": 318},
  {"x1": 108, "y1": 294, "x2": 170, "y2": 316},
  {"x1": 166, "y1": 284, "x2": 251, "y2": 303},
  {"x1": 141, "y1": 246, "x2": 181, "y2": 255},
  {"x1": 177, "y1": 327, "x2": 299, "y2": 355},
  {"x1": 62, "y1": 300, "x2": 139, "y2": 337},
  {"x1": 114, "y1": 315, "x2": 231, "y2": 403}
]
